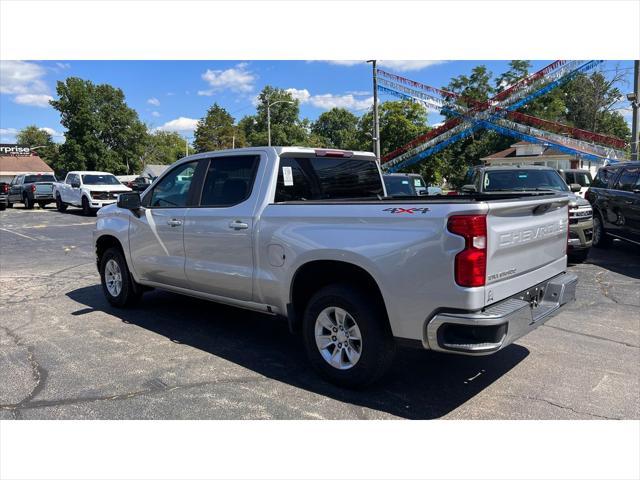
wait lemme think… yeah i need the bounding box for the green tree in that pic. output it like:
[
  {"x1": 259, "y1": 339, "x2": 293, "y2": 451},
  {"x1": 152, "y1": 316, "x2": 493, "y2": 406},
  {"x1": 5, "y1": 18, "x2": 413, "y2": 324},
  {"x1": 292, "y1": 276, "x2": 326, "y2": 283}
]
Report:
[
  {"x1": 495, "y1": 60, "x2": 531, "y2": 93},
  {"x1": 240, "y1": 86, "x2": 308, "y2": 146},
  {"x1": 311, "y1": 108, "x2": 359, "y2": 149},
  {"x1": 50, "y1": 77, "x2": 147, "y2": 175},
  {"x1": 141, "y1": 130, "x2": 188, "y2": 167},
  {"x1": 193, "y1": 103, "x2": 245, "y2": 152},
  {"x1": 16, "y1": 125, "x2": 60, "y2": 168},
  {"x1": 446, "y1": 65, "x2": 495, "y2": 108},
  {"x1": 357, "y1": 100, "x2": 429, "y2": 156}
]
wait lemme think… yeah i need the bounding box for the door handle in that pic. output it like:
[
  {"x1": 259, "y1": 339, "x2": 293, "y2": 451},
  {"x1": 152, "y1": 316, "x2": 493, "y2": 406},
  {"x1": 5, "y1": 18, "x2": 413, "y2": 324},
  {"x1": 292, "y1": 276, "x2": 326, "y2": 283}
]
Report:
[
  {"x1": 167, "y1": 218, "x2": 183, "y2": 227},
  {"x1": 229, "y1": 220, "x2": 249, "y2": 230}
]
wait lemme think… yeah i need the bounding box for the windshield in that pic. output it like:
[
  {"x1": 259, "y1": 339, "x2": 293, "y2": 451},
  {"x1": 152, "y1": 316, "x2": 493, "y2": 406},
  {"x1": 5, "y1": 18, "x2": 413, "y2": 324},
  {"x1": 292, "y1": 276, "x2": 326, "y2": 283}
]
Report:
[
  {"x1": 565, "y1": 171, "x2": 592, "y2": 187},
  {"x1": 384, "y1": 176, "x2": 416, "y2": 196},
  {"x1": 483, "y1": 169, "x2": 569, "y2": 192},
  {"x1": 82, "y1": 174, "x2": 122, "y2": 185},
  {"x1": 24, "y1": 174, "x2": 56, "y2": 183}
]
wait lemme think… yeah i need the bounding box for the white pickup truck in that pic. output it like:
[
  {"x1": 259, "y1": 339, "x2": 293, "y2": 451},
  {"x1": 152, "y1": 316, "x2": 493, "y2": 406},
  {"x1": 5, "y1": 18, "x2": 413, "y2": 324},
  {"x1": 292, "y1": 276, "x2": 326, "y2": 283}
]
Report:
[
  {"x1": 54, "y1": 171, "x2": 131, "y2": 215},
  {"x1": 94, "y1": 147, "x2": 577, "y2": 387}
]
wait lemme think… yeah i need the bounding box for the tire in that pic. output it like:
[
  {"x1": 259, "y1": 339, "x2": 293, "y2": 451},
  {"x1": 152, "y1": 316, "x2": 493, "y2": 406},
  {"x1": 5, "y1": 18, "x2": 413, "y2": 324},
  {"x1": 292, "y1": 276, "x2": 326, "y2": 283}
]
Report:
[
  {"x1": 81, "y1": 196, "x2": 92, "y2": 216},
  {"x1": 568, "y1": 249, "x2": 589, "y2": 263},
  {"x1": 592, "y1": 214, "x2": 611, "y2": 248},
  {"x1": 37, "y1": 202, "x2": 47, "y2": 209},
  {"x1": 99, "y1": 247, "x2": 143, "y2": 307},
  {"x1": 7, "y1": 202, "x2": 13, "y2": 208},
  {"x1": 23, "y1": 194, "x2": 34, "y2": 209},
  {"x1": 0, "y1": 204, "x2": 5, "y2": 211},
  {"x1": 302, "y1": 284, "x2": 396, "y2": 388},
  {"x1": 55, "y1": 194, "x2": 67, "y2": 212}
]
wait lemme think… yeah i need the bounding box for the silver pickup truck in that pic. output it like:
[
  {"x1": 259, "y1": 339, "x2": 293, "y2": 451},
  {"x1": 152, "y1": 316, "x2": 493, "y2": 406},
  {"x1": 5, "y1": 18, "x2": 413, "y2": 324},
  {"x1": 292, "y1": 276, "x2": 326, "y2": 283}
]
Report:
[{"x1": 93, "y1": 147, "x2": 577, "y2": 387}]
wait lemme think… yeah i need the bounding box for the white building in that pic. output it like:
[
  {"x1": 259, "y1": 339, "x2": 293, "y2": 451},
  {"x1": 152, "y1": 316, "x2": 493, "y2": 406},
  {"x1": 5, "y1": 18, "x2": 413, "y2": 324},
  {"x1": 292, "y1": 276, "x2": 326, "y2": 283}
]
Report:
[{"x1": 481, "y1": 141, "x2": 601, "y2": 176}]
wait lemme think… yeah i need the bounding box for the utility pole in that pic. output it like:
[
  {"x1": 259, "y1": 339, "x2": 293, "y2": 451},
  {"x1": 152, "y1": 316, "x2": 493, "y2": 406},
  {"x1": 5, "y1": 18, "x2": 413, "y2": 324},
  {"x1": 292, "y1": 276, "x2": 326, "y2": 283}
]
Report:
[
  {"x1": 630, "y1": 60, "x2": 639, "y2": 161},
  {"x1": 367, "y1": 60, "x2": 381, "y2": 163},
  {"x1": 185, "y1": 137, "x2": 189, "y2": 157},
  {"x1": 267, "y1": 104, "x2": 271, "y2": 147}
]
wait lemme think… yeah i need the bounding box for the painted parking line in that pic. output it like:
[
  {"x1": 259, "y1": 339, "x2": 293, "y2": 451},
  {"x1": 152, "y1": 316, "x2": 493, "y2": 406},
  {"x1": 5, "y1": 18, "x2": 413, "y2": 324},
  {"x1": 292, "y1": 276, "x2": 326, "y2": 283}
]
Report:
[
  {"x1": 0, "y1": 227, "x2": 38, "y2": 241},
  {"x1": 21, "y1": 222, "x2": 96, "y2": 229}
]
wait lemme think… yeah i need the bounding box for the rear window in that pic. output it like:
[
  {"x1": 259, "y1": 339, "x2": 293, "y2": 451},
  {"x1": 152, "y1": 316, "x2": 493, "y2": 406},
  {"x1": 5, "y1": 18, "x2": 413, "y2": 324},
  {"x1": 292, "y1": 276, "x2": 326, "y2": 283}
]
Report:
[
  {"x1": 24, "y1": 174, "x2": 56, "y2": 183},
  {"x1": 275, "y1": 157, "x2": 383, "y2": 202},
  {"x1": 384, "y1": 176, "x2": 415, "y2": 196},
  {"x1": 613, "y1": 167, "x2": 640, "y2": 192},
  {"x1": 483, "y1": 169, "x2": 569, "y2": 192}
]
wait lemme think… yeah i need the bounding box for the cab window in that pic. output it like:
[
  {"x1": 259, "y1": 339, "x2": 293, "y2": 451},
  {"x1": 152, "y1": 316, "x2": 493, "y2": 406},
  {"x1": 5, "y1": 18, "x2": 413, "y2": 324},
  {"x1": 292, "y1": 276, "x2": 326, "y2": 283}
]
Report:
[
  {"x1": 614, "y1": 167, "x2": 640, "y2": 192},
  {"x1": 147, "y1": 162, "x2": 197, "y2": 207},
  {"x1": 199, "y1": 155, "x2": 260, "y2": 207}
]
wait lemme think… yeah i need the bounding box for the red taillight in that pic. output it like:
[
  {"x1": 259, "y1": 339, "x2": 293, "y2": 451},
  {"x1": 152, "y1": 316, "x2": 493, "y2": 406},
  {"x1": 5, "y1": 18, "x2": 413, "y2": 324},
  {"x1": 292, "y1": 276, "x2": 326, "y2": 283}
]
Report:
[
  {"x1": 30, "y1": 184, "x2": 36, "y2": 192},
  {"x1": 447, "y1": 214, "x2": 487, "y2": 287},
  {"x1": 314, "y1": 149, "x2": 354, "y2": 158},
  {"x1": 1, "y1": 184, "x2": 8, "y2": 194}
]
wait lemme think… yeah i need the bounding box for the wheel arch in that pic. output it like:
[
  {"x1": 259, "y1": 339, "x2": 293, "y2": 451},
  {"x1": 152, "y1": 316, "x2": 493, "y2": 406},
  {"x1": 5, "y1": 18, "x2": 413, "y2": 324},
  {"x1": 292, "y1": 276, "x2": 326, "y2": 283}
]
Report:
[
  {"x1": 95, "y1": 234, "x2": 126, "y2": 272},
  {"x1": 288, "y1": 260, "x2": 390, "y2": 334}
]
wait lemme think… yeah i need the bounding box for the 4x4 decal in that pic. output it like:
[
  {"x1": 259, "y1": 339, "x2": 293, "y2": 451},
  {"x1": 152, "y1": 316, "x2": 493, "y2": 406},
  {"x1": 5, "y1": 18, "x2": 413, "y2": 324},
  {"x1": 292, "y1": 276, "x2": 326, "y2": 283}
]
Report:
[{"x1": 383, "y1": 207, "x2": 430, "y2": 214}]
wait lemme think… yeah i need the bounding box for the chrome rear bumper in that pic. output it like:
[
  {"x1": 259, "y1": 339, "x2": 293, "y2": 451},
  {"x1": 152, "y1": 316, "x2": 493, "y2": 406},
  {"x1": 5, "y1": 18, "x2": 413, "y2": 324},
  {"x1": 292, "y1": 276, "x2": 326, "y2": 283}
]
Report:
[{"x1": 425, "y1": 272, "x2": 578, "y2": 355}]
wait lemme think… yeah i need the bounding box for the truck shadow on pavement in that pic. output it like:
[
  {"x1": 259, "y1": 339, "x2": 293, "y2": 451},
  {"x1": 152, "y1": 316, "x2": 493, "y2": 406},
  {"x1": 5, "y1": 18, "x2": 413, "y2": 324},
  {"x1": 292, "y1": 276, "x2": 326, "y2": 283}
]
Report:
[
  {"x1": 67, "y1": 285, "x2": 529, "y2": 419},
  {"x1": 583, "y1": 240, "x2": 640, "y2": 279}
]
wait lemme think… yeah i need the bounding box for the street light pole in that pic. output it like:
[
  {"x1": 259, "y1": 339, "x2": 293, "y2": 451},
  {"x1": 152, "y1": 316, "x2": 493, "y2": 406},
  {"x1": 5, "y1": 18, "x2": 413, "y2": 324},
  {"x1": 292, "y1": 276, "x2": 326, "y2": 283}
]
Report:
[
  {"x1": 267, "y1": 99, "x2": 294, "y2": 147},
  {"x1": 630, "y1": 60, "x2": 639, "y2": 162},
  {"x1": 367, "y1": 60, "x2": 381, "y2": 164}
]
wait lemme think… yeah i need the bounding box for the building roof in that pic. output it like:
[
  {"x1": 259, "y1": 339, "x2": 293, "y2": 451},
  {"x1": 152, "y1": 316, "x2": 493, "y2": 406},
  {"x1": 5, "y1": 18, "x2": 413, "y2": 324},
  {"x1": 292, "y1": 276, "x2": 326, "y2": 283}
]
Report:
[
  {"x1": 0, "y1": 155, "x2": 53, "y2": 175},
  {"x1": 482, "y1": 141, "x2": 569, "y2": 160},
  {"x1": 141, "y1": 164, "x2": 170, "y2": 178}
]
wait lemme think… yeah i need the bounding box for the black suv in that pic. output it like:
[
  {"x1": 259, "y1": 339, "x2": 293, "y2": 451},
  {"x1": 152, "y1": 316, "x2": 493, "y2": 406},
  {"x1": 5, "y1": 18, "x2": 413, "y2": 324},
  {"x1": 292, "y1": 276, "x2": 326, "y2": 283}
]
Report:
[{"x1": 585, "y1": 161, "x2": 640, "y2": 248}]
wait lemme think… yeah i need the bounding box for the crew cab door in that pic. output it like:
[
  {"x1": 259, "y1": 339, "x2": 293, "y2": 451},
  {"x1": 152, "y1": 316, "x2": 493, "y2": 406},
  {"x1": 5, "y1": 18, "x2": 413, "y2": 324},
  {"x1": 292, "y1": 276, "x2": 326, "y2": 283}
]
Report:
[
  {"x1": 183, "y1": 154, "x2": 262, "y2": 301},
  {"x1": 8, "y1": 175, "x2": 23, "y2": 202},
  {"x1": 129, "y1": 161, "x2": 199, "y2": 288},
  {"x1": 611, "y1": 166, "x2": 640, "y2": 243},
  {"x1": 65, "y1": 173, "x2": 81, "y2": 205}
]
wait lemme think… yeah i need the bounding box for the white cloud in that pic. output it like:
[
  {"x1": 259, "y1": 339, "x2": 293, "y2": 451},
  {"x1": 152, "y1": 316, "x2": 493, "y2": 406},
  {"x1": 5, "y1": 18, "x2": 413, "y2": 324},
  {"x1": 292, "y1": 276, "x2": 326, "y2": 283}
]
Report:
[
  {"x1": 0, "y1": 128, "x2": 19, "y2": 142},
  {"x1": 39, "y1": 127, "x2": 63, "y2": 138},
  {"x1": 155, "y1": 117, "x2": 198, "y2": 133},
  {"x1": 198, "y1": 63, "x2": 256, "y2": 95},
  {"x1": 286, "y1": 87, "x2": 372, "y2": 111},
  {"x1": 55, "y1": 62, "x2": 71, "y2": 70},
  {"x1": 147, "y1": 97, "x2": 160, "y2": 106},
  {"x1": 151, "y1": 111, "x2": 161, "y2": 117},
  {"x1": 323, "y1": 60, "x2": 447, "y2": 72},
  {"x1": 13, "y1": 94, "x2": 54, "y2": 108},
  {"x1": 0, "y1": 60, "x2": 53, "y2": 108}
]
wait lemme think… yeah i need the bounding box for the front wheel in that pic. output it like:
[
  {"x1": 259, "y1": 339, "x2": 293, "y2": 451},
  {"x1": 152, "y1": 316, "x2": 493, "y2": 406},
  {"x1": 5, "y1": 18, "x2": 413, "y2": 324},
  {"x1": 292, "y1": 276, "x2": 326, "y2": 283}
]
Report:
[
  {"x1": 302, "y1": 284, "x2": 396, "y2": 388},
  {"x1": 81, "y1": 196, "x2": 93, "y2": 216},
  {"x1": 99, "y1": 247, "x2": 143, "y2": 307}
]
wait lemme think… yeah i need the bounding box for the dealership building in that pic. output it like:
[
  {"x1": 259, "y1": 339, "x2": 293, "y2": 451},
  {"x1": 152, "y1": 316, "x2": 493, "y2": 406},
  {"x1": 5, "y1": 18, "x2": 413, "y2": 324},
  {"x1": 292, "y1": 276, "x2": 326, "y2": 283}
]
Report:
[{"x1": 0, "y1": 144, "x2": 54, "y2": 183}]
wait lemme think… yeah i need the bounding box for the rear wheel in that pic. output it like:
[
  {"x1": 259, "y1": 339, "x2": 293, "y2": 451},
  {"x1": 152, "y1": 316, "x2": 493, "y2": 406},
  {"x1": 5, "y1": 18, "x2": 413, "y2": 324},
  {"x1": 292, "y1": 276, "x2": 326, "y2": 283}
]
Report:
[
  {"x1": 99, "y1": 247, "x2": 143, "y2": 307},
  {"x1": 592, "y1": 214, "x2": 611, "y2": 248},
  {"x1": 23, "y1": 194, "x2": 34, "y2": 209},
  {"x1": 56, "y1": 194, "x2": 67, "y2": 212},
  {"x1": 302, "y1": 284, "x2": 396, "y2": 388}
]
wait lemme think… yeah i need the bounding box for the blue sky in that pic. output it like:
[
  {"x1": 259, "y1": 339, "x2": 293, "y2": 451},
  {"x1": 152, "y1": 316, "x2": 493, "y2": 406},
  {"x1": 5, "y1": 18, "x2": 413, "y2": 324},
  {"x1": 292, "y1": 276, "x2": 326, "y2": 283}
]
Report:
[{"x1": 0, "y1": 60, "x2": 635, "y2": 144}]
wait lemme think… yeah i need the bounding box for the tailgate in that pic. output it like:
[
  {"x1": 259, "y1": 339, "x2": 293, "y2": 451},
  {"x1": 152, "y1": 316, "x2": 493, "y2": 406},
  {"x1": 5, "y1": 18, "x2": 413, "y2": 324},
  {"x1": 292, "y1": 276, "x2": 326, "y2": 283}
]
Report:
[
  {"x1": 35, "y1": 182, "x2": 54, "y2": 195},
  {"x1": 485, "y1": 194, "x2": 568, "y2": 303}
]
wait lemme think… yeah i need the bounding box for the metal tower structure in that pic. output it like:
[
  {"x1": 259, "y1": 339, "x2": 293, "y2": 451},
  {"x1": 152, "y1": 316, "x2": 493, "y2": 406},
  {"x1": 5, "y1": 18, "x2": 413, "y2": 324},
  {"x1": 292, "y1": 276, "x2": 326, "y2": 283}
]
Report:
[{"x1": 376, "y1": 60, "x2": 630, "y2": 172}]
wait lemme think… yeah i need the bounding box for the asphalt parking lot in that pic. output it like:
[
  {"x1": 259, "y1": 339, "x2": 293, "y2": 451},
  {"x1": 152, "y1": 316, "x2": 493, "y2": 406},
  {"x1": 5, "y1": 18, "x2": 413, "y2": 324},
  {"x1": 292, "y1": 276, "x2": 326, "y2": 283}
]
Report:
[{"x1": 1, "y1": 206, "x2": 639, "y2": 420}]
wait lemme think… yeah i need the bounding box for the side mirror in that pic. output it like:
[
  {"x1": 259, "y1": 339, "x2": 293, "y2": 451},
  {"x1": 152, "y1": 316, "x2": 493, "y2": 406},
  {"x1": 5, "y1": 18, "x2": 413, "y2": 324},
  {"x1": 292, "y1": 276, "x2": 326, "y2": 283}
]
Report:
[
  {"x1": 461, "y1": 184, "x2": 477, "y2": 193},
  {"x1": 570, "y1": 183, "x2": 582, "y2": 193},
  {"x1": 117, "y1": 192, "x2": 141, "y2": 210},
  {"x1": 71, "y1": 181, "x2": 81, "y2": 188}
]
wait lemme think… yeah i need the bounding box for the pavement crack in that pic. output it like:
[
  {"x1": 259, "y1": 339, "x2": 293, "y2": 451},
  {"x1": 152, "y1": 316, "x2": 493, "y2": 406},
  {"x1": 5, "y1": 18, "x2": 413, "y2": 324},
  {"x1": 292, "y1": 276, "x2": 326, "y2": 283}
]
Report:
[
  {"x1": 499, "y1": 393, "x2": 619, "y2": 420},
  {"x1": 594, "y1": 271, "x2": 638, "y2": 308},
  {"x1": 0, "y1": 324, "x2": 48, "y2": 412},
  {"x1": 0, "y1": 375, "x2": 270, "y2": 412},
  {"x1": 543, "y1": 324, "x2": 639, "y2": 348}
]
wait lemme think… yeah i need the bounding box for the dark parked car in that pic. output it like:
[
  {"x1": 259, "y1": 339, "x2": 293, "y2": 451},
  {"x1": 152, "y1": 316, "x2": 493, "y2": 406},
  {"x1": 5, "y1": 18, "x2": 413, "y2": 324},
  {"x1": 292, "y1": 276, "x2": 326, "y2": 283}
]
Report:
[
  {"x1": 7, "y1": 173, "x2": 57, "y2": 209},
  {"x1": 0, "y1": 182, "x2": 9, "y2": 210},
  {"x1": 585, "y1": 161, "x2": 640, "y2": 248},
  {"x1": 127, "y1": 176, "x2": 153, "y2": 192}
]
